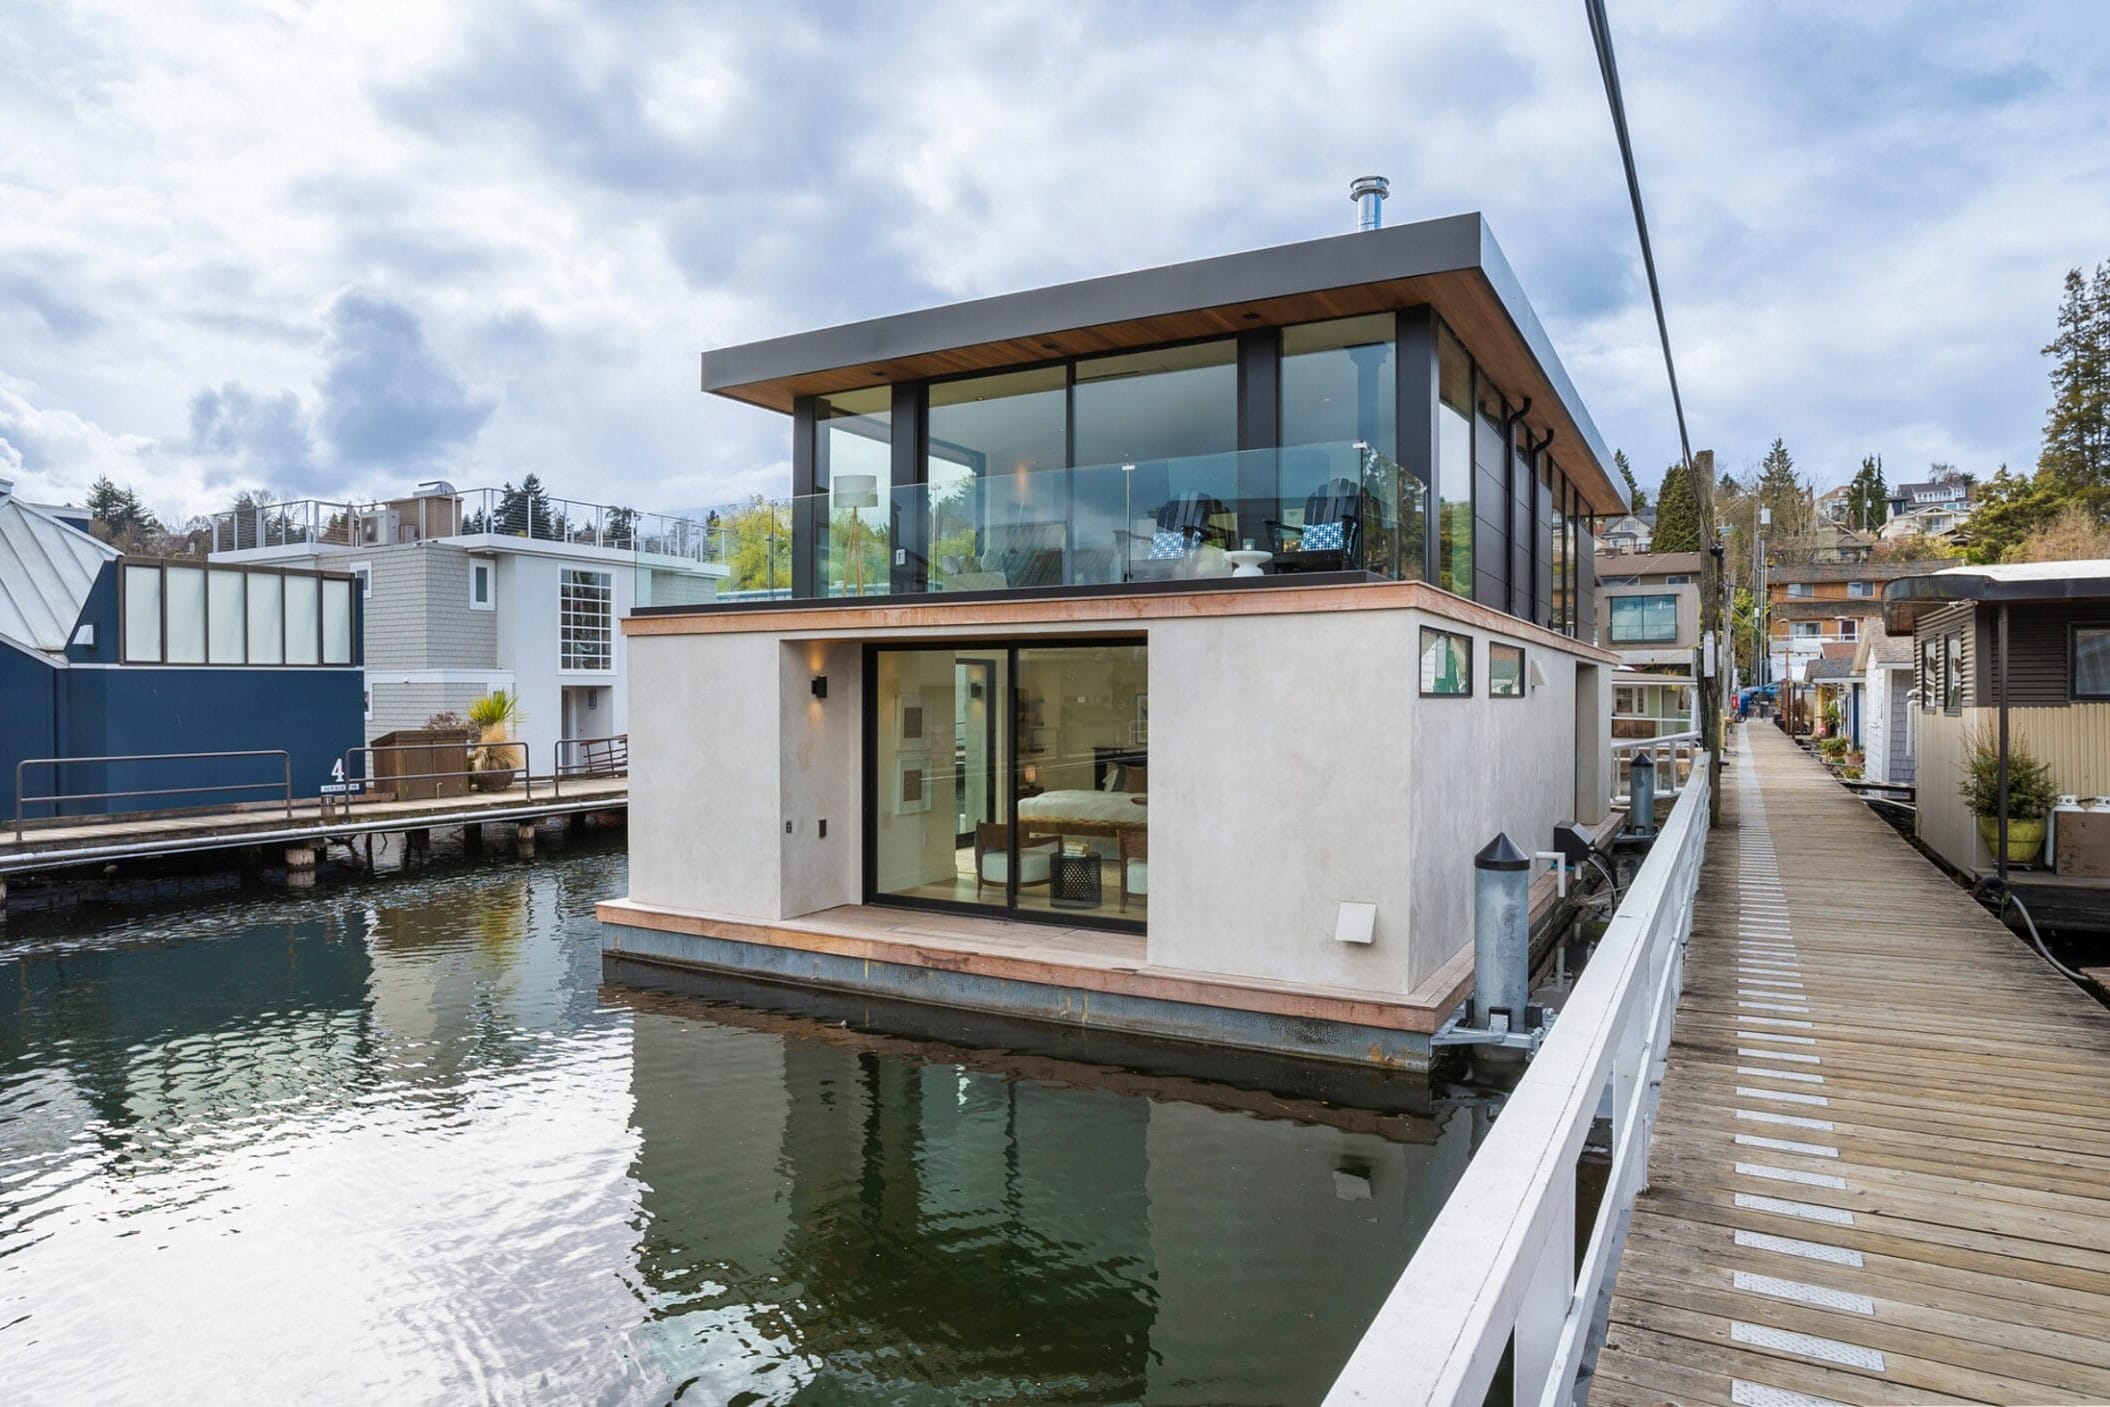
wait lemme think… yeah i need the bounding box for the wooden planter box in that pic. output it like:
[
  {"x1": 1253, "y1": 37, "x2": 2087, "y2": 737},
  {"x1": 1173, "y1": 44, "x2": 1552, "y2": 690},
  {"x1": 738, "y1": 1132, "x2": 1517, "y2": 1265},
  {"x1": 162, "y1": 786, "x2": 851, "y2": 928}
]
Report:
[
  {"x1": 369, "y1": 728, "x2": 475, "y2": 801},
  {"x1": 2054, "y1": 808, "x2": 2110, "y2": 878}
]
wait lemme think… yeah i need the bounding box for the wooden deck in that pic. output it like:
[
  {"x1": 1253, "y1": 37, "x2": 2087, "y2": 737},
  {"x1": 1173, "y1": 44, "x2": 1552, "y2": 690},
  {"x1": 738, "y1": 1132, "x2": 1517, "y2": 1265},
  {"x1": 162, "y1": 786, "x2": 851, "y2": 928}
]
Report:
[
  {"x1": 1592, "y1": 723, "x2": 2110, "y2": 1406},
  {"x1": 0, "y1": 778, "x2": 628, "y2": 878}
]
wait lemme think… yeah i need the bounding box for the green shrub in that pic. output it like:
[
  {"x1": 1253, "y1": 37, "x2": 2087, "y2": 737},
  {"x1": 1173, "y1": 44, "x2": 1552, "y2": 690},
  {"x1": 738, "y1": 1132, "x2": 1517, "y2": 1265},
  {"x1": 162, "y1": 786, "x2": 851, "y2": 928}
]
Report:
[{"x1": 1958, "y1": 727, "x2": 2059, "y2": 821}]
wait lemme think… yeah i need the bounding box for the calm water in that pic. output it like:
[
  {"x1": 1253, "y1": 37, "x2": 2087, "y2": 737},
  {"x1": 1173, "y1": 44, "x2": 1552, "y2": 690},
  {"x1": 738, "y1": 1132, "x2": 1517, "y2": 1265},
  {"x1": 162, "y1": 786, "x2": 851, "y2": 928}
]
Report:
[{"x1": 0, "y1": 841, "x2": 1484, "y2": 1405}]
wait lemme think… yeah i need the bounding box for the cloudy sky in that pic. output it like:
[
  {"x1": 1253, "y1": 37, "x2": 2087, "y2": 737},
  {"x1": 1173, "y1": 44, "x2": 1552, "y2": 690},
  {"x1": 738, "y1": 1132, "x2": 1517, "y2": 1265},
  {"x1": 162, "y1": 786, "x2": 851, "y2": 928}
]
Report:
[{"x1": 2, "y1": 1, "x2": 2106, "y2": 525}]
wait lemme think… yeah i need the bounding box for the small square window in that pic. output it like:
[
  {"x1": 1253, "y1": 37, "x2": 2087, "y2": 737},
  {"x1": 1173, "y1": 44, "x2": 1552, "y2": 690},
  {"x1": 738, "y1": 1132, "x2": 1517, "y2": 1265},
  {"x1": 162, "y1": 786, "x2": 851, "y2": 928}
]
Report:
[
  {"x1": 470, "y1": 562, "x2": 494, "y2": 610},
  {"x1": 1489, "y1": 643, "x2": 1525, "y2": 698},
  {"x1": 1419, "y1": 626, "x2": 1472, "y2": 696},
  {"x1": 2075, "y1": 626, "x2": 2110, "y2": 699}
]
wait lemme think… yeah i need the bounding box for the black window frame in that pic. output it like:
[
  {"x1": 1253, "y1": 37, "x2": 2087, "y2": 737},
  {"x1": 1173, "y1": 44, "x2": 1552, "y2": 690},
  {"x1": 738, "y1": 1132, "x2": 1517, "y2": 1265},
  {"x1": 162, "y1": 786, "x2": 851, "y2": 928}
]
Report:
[
  {"x1": 1943, "y1": 631, "x2": 1964, "y2": 715},
  {"x1": 2072, "y1": 622, "x2": 2110, "y2": 701},
  {"x1": 1488, "y1": 641, "x2": 1526, "y2": 699},
  {"x1": 1418, "y1": 625, "x2": 1474, "y2": 697},
  {"x1": 1608, "y1": 592, "x2": 1679, "y2": 645}
]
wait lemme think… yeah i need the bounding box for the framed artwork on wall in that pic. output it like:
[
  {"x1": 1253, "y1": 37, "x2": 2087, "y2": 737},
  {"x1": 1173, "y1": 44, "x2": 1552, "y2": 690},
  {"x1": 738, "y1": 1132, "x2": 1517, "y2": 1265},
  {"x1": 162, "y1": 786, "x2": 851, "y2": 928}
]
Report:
[
  {"x1": 897, "y1": 696, "x2": 926, "y2": 746},
  {"x1": 896, "y1": 759, "x2": 932, "y2": 814}
]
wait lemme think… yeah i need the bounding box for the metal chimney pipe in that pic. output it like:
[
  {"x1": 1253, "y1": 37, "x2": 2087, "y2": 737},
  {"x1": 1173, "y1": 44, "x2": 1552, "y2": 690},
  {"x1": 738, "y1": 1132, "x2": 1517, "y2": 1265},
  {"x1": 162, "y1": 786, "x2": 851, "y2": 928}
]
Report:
[{"x1": 1349, "y1": 175, "x2": 1389, "y2": 231}]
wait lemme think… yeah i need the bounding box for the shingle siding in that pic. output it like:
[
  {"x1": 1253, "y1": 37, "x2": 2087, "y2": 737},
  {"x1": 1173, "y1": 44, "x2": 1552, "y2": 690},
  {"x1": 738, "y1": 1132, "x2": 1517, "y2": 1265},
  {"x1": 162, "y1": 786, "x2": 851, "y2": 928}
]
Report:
[{"x1": 356, "y1": 545, "x2": 495, "y2": 670}]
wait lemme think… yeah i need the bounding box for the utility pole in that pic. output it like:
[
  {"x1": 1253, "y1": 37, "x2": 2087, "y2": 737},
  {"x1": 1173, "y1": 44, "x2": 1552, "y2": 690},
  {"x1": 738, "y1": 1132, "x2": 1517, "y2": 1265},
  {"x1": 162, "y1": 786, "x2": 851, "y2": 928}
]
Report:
[{"x1": 1694, "y1": 450, "x2": 1723, "y2": 826}]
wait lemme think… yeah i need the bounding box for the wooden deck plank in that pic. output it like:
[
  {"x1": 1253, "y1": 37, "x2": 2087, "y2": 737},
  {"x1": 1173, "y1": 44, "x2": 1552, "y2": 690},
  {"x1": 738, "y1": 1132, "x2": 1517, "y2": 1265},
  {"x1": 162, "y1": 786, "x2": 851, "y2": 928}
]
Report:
[{"x1": 1591, "y1": 723, "x2": 2110, "y2": 1406}]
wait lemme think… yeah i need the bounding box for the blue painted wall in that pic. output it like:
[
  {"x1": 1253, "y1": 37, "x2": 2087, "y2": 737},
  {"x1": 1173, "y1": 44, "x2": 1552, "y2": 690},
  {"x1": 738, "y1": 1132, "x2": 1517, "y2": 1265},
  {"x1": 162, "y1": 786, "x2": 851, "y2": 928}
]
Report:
[
  {"x1": 42, "y1": 667, "x2": 365, "y2": 818},
  {"x1": 1, "y1": 643, "x2": 60, "y2": 821},
  {"x1": 6, "y1": 560, "x2": 366, "y2": 819}
]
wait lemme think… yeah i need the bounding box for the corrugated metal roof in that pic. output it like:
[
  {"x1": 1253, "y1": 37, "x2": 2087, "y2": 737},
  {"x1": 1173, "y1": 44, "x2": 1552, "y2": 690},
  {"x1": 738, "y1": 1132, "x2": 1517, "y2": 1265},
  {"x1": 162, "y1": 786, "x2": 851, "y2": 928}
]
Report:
[{"x1": 0, "y1": 485, "x2": 117, "y2": 656}]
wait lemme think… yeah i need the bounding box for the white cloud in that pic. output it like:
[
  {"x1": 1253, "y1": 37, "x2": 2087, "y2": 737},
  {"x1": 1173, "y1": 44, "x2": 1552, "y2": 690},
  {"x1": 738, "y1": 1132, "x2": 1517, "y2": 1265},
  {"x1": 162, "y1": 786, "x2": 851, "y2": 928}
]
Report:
[{"x1": 1, "y1": 0, "x2": 2106, "y2": 526}]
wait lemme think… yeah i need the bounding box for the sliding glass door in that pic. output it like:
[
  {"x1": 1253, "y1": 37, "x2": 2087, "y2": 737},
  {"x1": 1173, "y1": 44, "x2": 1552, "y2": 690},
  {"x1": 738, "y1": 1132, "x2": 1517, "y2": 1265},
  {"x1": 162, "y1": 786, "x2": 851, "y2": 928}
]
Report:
[{"x1": 869, "y1": 641, "x2": 1147, "y2": 928}]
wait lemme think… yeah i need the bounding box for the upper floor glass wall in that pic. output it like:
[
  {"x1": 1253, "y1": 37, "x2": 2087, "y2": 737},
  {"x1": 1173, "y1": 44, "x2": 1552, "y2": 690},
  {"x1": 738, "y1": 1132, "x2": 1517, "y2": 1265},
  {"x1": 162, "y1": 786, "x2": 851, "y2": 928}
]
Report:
[
  {"x1": 928, "y1": 369, "x2": 1069, "y2": 591},
  {"x1": 817, "y1": 388, "x2": 892, "y2": 596},
  {"x1": 1282, "y1": 314, "x2": 1396, "y2": 522},
  {"x1": 1073, "y1": 342, "x2": 1237, "y2": 465},
  {"x1": 1436, "y1": 325, "x2": 1474, "y2": 595}
]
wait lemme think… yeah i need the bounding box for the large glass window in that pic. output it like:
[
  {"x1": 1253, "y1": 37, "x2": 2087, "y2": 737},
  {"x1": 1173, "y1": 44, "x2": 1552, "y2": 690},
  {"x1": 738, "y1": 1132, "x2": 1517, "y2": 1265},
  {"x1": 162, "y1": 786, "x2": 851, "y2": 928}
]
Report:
[
  {"x1": 1073, "y1": 343, "x2": 1237, "y2": 583},
  {"x1": 321, "y1": 577, "x2": 354, "y2": 665},
  {"x1": 1281, "y1": 315, "x2": 1397, "y2": 531},
  {"x1": 122, "y1": 564, "x2": 162, "y2": 662},
  {"x1": 1549, "y1": 462, "x2": 1569, "y2": 634},
  {"x1": 816, "y1": 388, "x2": 893, "y2": 597},
  {"x1": 283, "y1": 574, "x2": 319, "y2": 665},
  {"x1": 1436, "y1": 326, "x2": 1474, "y2": 595},
  {"x1": 2075, "y1": 626, "x2": 2110, "y2": 698},
  {"x1": 927, "y1": 368, "x2": 1069, "y2": 591},
  {"x1": 165, "y1": 566, "x2": 206, "y2": 664},
  {"x1": 1073, "y1": 341, "x2": 1236, "y2": 466},
  {"x1": 207, "y1": 569, "x2": 246, "y2": 664},
  {"x1": 120, "y1": 562, "x2": 350, "y2": 667},
  {"x1": 245, "y1": 573, "x2": 283, "y2": 664},
  {"x1": 1610, "y1": 593, "x2": 1679, "y2": 644},
  {"x1": 559, "y1": 567, "x2": 614, "y2": 671},
  {"x1": 871, "y1": 642, "x2": 1146, "y2": 928}
]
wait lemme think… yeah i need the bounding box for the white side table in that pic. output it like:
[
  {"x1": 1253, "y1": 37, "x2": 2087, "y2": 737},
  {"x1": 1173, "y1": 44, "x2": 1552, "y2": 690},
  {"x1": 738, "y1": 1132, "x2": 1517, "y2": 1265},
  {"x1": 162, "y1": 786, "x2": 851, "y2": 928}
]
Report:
[{"x1": 1225, "y1": 548, "x2": 1272, "y2": 578}]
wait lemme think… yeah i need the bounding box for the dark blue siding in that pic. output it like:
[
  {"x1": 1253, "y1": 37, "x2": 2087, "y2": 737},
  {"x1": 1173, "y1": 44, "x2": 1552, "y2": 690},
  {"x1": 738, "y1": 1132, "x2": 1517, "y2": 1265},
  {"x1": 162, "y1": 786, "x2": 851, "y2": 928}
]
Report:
[{"x1": 1, "y1": 644, "x2": 61, "y2": 817}]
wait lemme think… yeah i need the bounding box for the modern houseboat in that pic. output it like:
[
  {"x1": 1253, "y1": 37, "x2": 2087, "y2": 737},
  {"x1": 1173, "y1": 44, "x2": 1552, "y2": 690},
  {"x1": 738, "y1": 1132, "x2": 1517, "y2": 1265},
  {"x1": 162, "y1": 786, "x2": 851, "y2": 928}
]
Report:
[{"x1": 599, "y1": 206, "x2": 1629, "y2": 1067}]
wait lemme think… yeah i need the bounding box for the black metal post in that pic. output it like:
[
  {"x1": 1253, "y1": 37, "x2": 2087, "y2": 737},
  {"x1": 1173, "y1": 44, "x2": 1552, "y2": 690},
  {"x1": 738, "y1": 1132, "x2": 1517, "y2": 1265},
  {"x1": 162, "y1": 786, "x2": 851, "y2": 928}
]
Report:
[{"x1": 1997, "y1": 604, "x2": 2010, "y2": 891}]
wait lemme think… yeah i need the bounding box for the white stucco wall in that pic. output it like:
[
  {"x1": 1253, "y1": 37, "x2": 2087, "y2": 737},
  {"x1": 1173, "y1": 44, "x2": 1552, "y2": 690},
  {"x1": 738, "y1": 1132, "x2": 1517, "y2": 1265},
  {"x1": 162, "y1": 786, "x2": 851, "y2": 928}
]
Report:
[
  {"x1": 620, "y1": 599, "x2": 1613, "y2": 1000},
  {"x1": 627, "y1": 631, "x2": 784, "y2": 919}
]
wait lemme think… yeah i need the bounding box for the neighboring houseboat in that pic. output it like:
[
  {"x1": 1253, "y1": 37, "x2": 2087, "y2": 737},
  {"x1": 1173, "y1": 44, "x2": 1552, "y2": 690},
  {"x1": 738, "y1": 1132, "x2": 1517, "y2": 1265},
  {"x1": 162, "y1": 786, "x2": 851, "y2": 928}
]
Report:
[
  {"x1": 1852, "y1": 625, "x2": 1917, "y2": 787},
  {"x1": 0, "y1": 478, "x2": 364, "y2": 820},
  {"x1": 210, "y1": 482, "x2": 727, "y2": 771},
  {"x1": 1595, "y1": 549, "x2": 1701, "y2": 737},
  {"x1": 1885, "y1": 560, "x2": 2110, "y2": 930},
  {"x1": 598, "y1": 207, "x2": 1630, "y2": 1068}
]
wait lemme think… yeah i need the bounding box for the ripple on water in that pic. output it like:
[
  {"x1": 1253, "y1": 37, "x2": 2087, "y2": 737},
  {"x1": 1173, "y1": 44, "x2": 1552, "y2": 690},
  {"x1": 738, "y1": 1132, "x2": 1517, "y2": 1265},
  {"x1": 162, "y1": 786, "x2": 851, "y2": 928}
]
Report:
[{"x1": 0, "y1": 844, "x2": 1475, "y2": 1405}]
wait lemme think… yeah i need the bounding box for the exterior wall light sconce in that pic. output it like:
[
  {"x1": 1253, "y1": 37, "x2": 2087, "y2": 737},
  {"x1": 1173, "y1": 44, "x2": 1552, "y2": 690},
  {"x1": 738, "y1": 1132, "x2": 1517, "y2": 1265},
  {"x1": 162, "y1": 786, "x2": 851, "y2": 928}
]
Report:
[{"x1": 811, "y1": 675, "x2": 828, "y2": 699}]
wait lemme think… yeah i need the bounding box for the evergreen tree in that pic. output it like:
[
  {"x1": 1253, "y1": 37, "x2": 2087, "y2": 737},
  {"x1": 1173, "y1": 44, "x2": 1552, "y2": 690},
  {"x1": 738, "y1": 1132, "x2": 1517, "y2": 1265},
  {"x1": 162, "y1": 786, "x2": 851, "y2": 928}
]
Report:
[
  {"x1": 496, "y1": 474, "x2": 556, "y2": 538},
  {"x1": 1755, "y1": 438, "x2": 1809, "y2": 538},
  {"x1": 1650, "y1": 460, "x2": 1702, "y2": 552},
  {"x1": 1614, "y1": 449, "x2": 1646, "y2": 512},
  {"x1": 1843, "y1": 454, "x2": 1888, "y2": 532},
  {"x1": 1964, "y1": 465, "x2": 2058, "y2": 564},
  {"x1": 2038, "y1": 262, "x2": 2110, "y2": 514},
  {"x1": 85, "y1": 476, "x2": 158, "y2": 541}
]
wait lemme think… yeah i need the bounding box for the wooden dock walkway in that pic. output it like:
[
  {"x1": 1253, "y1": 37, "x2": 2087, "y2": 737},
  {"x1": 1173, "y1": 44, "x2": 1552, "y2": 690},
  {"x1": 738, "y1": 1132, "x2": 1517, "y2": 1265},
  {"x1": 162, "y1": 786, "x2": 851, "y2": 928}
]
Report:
[
  {"x1": 0, "y1": 778, "x2": 627, "y2": 879},
  {"x1": 1592, "y1": 723, "x2": 2110, "y2": 1407}
]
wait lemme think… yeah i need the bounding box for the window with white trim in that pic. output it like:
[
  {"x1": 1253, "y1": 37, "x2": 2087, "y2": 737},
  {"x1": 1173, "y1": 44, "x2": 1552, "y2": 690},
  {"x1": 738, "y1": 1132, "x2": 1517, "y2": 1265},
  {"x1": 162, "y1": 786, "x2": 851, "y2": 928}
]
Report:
[
  {"x1": 559, "y1": 567, "x2": 614, "y2": 671},
  {"x1": 469, "y1": 561, "x2": 494, "y2": 611},
  {"x1": 1790, "y1": 621, "x2": 1821, "y2": 639}
]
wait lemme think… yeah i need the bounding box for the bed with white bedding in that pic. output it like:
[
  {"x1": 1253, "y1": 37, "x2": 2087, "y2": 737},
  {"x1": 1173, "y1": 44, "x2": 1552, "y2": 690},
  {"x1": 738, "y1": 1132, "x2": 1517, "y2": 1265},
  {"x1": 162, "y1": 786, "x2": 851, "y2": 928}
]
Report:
[{"x1": 1016, "y1": 789, "x2": 1146, "y2": 831}]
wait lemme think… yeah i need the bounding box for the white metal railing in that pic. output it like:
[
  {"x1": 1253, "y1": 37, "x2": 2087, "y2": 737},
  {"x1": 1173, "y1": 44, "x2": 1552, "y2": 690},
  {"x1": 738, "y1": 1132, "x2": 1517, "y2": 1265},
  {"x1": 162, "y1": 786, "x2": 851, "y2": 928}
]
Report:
[
  {"x1": 1325, "y1": 753, "x2": 1711, "y2": 1407},
  {"x1": 1612, "y1": 729, "x2": 1700, "y2": 805}
]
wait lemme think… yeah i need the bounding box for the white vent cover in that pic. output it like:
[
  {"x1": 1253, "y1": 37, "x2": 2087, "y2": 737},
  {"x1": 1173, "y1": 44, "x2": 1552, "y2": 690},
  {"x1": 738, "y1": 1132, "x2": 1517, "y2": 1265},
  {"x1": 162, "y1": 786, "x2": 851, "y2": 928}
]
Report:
[{"x1": 1334, "y1": 901, "x2": 1376, "y2": 945}]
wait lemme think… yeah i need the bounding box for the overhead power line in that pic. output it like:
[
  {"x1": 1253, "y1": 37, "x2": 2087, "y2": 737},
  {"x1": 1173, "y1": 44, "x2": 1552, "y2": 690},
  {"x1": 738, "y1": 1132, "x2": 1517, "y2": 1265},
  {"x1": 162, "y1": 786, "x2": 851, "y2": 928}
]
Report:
[{"x1": 1583, "y1": 0, "x2": 1694, "y2": 481}]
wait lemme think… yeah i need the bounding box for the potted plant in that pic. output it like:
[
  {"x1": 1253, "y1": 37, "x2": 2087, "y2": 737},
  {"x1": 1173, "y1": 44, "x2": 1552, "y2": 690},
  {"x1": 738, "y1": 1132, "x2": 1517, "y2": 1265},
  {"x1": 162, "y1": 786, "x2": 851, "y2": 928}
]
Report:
[
  {"x1": 1959, "y1": 728, "x2": 2058, "y2": 864},
  {"x1": 467, "y1": 689, "x2": 525, "y2": 792}
]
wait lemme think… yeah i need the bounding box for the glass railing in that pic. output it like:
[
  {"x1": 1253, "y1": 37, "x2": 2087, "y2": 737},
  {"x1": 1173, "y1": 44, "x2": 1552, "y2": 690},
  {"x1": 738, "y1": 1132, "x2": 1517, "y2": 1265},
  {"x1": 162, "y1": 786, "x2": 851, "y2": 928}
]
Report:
[
  {"x1": 210, "y1": 491, "x2": 735, "y2": 570},
  {"x1": 649, "y1": 441, "x2": 1427, "y2": 605}
]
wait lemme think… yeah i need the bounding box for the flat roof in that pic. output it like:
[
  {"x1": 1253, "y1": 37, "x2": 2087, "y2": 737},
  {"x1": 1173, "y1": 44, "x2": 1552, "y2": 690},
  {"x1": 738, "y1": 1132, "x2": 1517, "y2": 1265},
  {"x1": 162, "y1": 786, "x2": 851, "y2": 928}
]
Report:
[
  {"x1": 697, "y1": 213, "x2": 1625, "y2": 514},
  {"x1": 1884, "y1": 558, "x2": 2110, "y2": 632}
]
